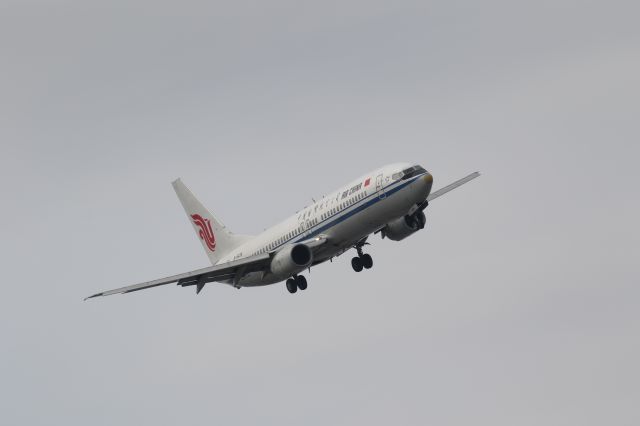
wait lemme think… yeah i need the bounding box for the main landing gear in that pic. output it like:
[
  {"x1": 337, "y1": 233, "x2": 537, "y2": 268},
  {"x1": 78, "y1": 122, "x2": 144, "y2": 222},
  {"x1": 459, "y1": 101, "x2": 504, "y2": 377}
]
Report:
[
  {"x1": 286, "y1": 275, "x2": 307, "y2": 294},
  {"x1": 351, "y1": 245, "x2": 373, "y2": 272}
]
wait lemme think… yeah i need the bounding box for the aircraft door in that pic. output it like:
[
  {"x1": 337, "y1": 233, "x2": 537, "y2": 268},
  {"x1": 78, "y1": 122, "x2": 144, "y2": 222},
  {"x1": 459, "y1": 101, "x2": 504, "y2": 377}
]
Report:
[{"x1": 376, "y1": 173, "x2": 386, "y2": 199}]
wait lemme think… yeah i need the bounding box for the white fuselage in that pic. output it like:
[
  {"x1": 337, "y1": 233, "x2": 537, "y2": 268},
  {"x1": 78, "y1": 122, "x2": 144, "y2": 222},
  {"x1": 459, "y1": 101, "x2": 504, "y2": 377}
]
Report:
[{"x1": 219, "y1": 163, "x2": 433, "y2": 287}]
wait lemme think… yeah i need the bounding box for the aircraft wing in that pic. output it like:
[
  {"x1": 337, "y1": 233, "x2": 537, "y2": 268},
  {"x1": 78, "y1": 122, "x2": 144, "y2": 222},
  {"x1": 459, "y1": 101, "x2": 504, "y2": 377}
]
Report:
[
  {"x1": 84, "y1": 236, "x2": 329, "y2": 300},
  {"x1": 427, "y1": 172, "x2": 480, "y2": 202},
  {"x1": 84, "y1": 253, "x2": 272, "y2": 300}
]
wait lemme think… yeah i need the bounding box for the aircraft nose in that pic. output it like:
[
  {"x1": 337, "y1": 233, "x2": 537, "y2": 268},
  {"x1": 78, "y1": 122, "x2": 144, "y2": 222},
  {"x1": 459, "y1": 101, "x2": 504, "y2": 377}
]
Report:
[{"x1": 422, "y1": 172, "x2": 433, "y2": 196}]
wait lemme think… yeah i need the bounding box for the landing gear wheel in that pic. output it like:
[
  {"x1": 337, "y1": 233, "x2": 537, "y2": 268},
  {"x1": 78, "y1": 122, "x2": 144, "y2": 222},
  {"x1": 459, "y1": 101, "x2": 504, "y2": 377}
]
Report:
[
  {"x1": 351, "y1": 256, "x2": 363, "y2": 272},
  {"x1": 296, "y1": 275, "x2": 308, "y2": 290},
  {"x1": 286, "y1": 278, "x2": 297, "y2": 293},
  {"x1": 361, "y1": 253, "x2": 373, "y2": 269}
]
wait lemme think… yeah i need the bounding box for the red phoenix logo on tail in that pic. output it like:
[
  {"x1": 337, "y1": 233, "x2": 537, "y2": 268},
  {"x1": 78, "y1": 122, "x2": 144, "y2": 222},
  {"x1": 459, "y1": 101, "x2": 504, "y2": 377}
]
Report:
[{"x1": 191, "y1": 214, "x2": 216, "y2": 252}]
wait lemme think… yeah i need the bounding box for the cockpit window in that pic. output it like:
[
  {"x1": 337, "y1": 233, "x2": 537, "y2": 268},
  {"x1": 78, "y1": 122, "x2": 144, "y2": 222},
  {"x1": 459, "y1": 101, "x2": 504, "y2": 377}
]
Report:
[
  {"x1": 400, "y1": 166, "x2": 427, "y2": 180},
  {"x1": 392, "y1": 172, "x2": 403, "y2": 180}
]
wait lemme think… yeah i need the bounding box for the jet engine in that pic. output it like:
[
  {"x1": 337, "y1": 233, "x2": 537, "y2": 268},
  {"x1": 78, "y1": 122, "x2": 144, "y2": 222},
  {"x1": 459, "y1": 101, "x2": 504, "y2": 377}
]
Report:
[
  {"x1": 270, "y1": 243, "x2": 313, "y2": 278},
  {"x1": 382, "y1": 211, "x2": 426, "y2": 241}
]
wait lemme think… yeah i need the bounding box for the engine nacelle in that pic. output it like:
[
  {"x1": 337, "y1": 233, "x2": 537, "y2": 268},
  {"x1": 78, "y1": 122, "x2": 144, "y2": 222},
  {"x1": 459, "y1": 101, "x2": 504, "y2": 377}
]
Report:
[
  {"x1": 270, "y1": 244, "x2": 313, "y2": 278},
  {"x1": 383, "y1": 211, "x2": 426, "y2": 241}
]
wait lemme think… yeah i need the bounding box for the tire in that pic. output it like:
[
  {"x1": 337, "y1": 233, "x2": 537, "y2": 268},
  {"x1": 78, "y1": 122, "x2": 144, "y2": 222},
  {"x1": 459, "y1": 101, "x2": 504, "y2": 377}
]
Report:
[
  {"x1": 351, "y1": 256, "x2": 363, "y2": 272},
  {"x1": 361, "y1": 253, "x2": 373, "y2": 269},
  {"x1": 296, "y1": 275, "x2": 308, "y2": 290},
  {"x1": 286, "y1": 278, "x2": 297, "y2": 293},
  {"x1": 416, "y1": 212, "x2": 426, "y2": 230}
]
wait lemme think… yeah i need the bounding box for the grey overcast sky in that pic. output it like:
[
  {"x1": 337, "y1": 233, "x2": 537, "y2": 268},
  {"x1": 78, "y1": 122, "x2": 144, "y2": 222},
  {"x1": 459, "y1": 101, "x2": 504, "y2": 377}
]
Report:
[{"x1": 1, "y1": 1, "x2": 638, "y2": 425}]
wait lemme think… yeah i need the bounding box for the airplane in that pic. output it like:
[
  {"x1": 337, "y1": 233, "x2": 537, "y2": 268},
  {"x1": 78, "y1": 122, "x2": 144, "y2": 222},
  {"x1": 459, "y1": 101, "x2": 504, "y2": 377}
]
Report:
[{"x1": 85, "y1": 163, "x2": 479, "y2": 299}]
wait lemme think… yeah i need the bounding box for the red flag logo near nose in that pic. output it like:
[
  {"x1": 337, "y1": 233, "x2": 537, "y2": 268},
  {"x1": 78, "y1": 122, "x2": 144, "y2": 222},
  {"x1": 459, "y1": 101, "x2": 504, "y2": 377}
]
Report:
[
  {"x1": 191, "y1": 214, "x2": 216, "y2": 252},
  {"x1": 364, "y1": 177, "x2": 371, "y2": 187}
]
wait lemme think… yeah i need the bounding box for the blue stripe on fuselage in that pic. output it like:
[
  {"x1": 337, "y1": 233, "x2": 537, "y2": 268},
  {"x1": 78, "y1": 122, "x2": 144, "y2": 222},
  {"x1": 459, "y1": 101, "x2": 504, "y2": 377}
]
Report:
[{"x1": 280, "y1": 173, "x2": 426, "y2": 247}]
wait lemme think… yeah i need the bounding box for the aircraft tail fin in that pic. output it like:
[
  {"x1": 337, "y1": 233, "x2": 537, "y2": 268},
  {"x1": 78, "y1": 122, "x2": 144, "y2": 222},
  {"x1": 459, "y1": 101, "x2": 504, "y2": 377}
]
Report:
[{"x1": 172, "y1": 178, "x2": 252, "y2": 265}]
